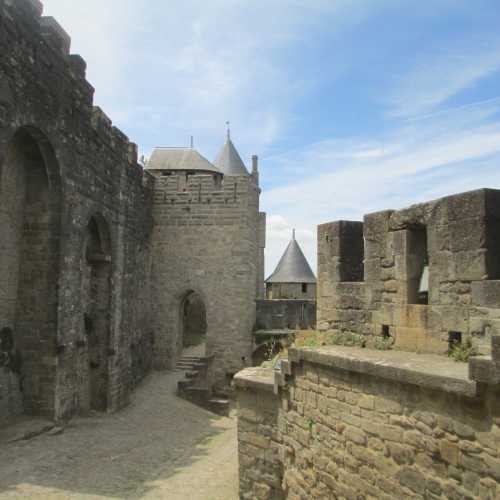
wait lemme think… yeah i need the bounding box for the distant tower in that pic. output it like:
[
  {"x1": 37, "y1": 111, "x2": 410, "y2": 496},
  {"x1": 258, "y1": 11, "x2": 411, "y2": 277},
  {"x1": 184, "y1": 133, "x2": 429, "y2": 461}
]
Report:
[
  {"x1": 266, "y1": 230, "x2": 316, "y2": 299},
  {"x1": 146, "y1": 128, "x2": 266, "y2": 387}
]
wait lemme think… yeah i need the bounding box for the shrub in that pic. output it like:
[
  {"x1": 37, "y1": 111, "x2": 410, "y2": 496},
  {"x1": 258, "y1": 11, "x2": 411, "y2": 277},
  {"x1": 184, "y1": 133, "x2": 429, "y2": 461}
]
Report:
[
  {"x1": 448, "y1": 338, "x2": 478, "y2": 362},
  {"x1": 373, "y1": 336, "x2": 394, "y2": 351},
  {"x1": 328, "y1": 331, "x2": 366, "y2": 347}
]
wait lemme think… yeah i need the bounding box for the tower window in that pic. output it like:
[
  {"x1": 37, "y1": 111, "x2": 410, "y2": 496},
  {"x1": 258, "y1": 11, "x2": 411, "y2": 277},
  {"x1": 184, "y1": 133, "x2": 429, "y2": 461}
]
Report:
[{"x1": 302, "y1": 283, "x2": 307, "y2": 293}]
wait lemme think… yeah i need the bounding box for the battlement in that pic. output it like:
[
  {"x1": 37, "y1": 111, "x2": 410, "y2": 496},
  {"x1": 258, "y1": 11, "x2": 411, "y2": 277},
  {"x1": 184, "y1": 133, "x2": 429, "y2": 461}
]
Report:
[
  {"x1": 0, "y1": 0, "x2": 144, "y2": 175},
  {"x1": 40, "y1": 16, "x2": 71, "y2": 54},
  {"x1": 152, "y1": 171, "x2": 257, "y2": 206},
  {"x1": 318, "y1": 188, "x2": 500, "y2": 355}
]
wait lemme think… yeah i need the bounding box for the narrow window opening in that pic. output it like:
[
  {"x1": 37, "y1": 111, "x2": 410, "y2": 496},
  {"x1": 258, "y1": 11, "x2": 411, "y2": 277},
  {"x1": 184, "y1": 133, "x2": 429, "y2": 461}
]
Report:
[
  {"x1": 486, "y1": 203, "x2": 500, "y2": 279},
  {"x1": 339, "y1": 222, "x2": 364, "y2": 282},
  {"x1": 407, "y1": 225, "x2": 429, "y2": 305},
  {"x1": 382, "y1": 325, "x2": 391, "y2": 339},
  {"x1": 448, "y1": 331, "x2": 462, "y2": 351},
  {"x1": 302, "y1": 283, "x2": 307, "y2": 294}
]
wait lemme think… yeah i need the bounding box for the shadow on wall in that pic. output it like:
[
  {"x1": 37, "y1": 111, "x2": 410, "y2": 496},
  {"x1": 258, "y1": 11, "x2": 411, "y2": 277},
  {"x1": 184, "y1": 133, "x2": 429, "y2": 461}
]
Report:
[
  {"x1": 0, "y1": 126, "x2": 62, "y2": 422},
  {"x1": 256, "y1": 300, "x2": 316, "y2": 331}
]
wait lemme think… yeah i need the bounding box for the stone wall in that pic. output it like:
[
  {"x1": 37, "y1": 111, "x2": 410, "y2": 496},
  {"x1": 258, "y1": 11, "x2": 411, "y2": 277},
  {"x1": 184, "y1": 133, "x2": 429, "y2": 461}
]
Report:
[
  {"x1": 235, "y1": 339, "x2": 500, "y2": 499},
  {"x1": 0, "y1": 0, "x2": 154, "y2": 422},
  {"x1": 256, "y1": 300, "x2": 316, "y2": 331},
  {"x1": 149, "y1": 170, "x2": 260, "y2": 384},
  {"x1": 267, "y1": 283, "x2": 316, "y2": 301},
  {"x1": 318, "y1": 189, "x2": 500, "y2": 355},
  {"x1": 235, "y1": 368, "x2": 284, "y2": 500}
]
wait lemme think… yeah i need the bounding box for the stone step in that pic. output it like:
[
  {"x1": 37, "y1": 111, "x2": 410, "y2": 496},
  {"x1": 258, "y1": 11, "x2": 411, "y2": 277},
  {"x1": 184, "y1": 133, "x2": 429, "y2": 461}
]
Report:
[
  {"x1": 175, "y1": 362, "x2": 198, "y2": 369},
  {"x1": 207, "y1": 398, "x2": 230, "y2": 417},
  {"x1": 177, "y1": 379, "x2": 195, "y2": 391},
  {"x1": 176, "y1": 359, "x2": 205, "y2": 366}
]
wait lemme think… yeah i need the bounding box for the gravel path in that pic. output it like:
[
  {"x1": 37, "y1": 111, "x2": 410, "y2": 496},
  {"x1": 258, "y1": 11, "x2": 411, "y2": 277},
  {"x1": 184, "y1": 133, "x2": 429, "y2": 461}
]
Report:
[{"x1": 0, "y1": 369, "x2": 238, "y2": 500}]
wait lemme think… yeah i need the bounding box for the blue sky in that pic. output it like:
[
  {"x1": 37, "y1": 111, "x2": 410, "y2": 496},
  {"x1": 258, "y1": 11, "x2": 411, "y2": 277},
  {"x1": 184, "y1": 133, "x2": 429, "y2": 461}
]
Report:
[{"x1": 42, "y1": 0, "x2": 500, "y2": 275}]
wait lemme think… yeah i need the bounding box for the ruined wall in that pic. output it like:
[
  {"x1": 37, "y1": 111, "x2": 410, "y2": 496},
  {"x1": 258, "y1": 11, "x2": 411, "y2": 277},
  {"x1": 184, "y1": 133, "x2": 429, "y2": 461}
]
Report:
[
  {"x1": 0, "y1": 0, "x2": 154, "y2": 422},
  {"x1": 149, "y1": 170, "x2": 260, "y2": 384},
  {"x1": 318, "y1": 189, "x2": 500, "y2": 355},
  {"x1": 256, "y1": 300, "x2": 316, "y2": 331},
  {"x1": 236, "y1": 340, "x2": 500, "y2": 500}
]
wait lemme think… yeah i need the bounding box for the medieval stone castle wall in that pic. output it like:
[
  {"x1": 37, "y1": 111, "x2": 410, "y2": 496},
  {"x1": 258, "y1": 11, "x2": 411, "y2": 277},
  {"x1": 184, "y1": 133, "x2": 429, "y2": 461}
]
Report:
[
  {"x1": 0, "y1": 0, "x2": 264, "y2": 423},
  {"x1": 149, "y1": 170, "x2": 261, "y2": 382},
  {"x1": 236, "y1": 189, "x2": 500, "y2": 500},
  {"x1": 317, "y1": 189, "x2": 500, "y2": 355}
]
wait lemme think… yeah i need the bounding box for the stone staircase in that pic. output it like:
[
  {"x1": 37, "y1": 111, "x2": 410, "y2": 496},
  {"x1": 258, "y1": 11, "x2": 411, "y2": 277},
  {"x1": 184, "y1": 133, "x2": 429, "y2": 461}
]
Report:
[{"x1": 175, "y1": 354, "x2": 229, "y2": 416}]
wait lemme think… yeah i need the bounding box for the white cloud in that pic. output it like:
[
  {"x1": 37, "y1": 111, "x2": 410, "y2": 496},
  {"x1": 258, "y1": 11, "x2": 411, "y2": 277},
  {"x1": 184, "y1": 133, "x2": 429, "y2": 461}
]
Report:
[
  {"x1": 262, "y1": 100, "x2": 500, "y2": 272},
  {"x1": 388, "y1": 37, "x2": 500, "y2": 118},
  {"x1": 40, "y1": 0, "x2": 381, "y2": 160}
]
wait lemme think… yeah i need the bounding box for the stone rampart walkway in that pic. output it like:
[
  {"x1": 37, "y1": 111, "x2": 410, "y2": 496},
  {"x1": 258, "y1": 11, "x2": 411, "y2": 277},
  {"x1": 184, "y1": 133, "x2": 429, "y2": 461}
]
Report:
[{"x1": 0, "y1": 370, "x2": 238, "y2": 500}]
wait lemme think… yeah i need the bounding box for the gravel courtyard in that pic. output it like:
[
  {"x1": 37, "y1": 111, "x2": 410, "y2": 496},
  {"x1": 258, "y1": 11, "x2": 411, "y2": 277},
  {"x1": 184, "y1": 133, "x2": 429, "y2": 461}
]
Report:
[{"x1": 0, "y1": 370, "x2": 238, "y2": 500}]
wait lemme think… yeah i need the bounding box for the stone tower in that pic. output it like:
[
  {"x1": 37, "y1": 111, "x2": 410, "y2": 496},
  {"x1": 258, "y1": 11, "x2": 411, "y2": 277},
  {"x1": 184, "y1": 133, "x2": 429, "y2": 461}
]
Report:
[
  {"x1": 266, "y1": 230, "x2": 316, "y2": 299},
  {"x1": 147, "y1": 134, "x2": 265, "y2": 386}
]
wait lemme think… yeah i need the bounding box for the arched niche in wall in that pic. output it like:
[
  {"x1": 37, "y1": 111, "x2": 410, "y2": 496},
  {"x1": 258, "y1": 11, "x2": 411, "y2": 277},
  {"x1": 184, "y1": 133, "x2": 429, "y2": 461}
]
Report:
[
  {"x1": 0, "y1": 126, "x2": 62, "y2": 418},
  {"x1": 80, "y1": 214, "x2": 112, "y2": 413}
]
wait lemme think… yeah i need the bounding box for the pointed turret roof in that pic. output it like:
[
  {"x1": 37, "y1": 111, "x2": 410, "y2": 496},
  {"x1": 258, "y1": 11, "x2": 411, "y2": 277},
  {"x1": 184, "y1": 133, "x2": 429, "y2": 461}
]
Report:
[
  {"x1": 214, "y1": 130, "x2": 249, "y2": 175},
  {"x1": 266, "y1": 231, "x2": 316, "y2": 284}
]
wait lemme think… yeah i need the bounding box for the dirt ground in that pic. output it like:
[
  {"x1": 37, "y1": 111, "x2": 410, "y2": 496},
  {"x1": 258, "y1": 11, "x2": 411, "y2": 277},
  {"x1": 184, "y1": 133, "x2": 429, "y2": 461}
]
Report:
[{"x1": 0, "y1": 368, "x2": 239, "y2": 500}]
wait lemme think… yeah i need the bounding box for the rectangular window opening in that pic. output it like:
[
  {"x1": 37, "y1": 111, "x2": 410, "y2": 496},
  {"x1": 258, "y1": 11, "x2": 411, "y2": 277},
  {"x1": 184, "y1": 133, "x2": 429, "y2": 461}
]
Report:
[
  {"x1": 382, "y1": 325, "x2": 391, "y2": 339},
  {"x1": 448, "y1": 331, "x2": 462, "y2": 351},
  {"x1": 407, "y1": 225, "x2": 429, "y2": 305},
  {"x1": 302, "y1": 283, "x2": 307, "y2": 294}
]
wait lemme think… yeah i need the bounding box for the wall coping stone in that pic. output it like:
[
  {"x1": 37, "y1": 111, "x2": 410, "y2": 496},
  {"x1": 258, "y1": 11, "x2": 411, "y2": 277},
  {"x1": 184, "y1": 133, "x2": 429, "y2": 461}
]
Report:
[
  {"x1": 288, "y1": 346, "x2": 477, "y2": 397},
  {"x1": 234, "y1": 367, "x2": 275, "y2": 392}
]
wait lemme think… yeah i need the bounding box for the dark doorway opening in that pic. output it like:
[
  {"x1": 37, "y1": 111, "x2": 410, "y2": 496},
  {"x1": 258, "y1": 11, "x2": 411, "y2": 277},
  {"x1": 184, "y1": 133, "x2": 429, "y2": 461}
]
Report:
[{"x1": 181, "y1": 291, "x2": 207, "y2": 356}]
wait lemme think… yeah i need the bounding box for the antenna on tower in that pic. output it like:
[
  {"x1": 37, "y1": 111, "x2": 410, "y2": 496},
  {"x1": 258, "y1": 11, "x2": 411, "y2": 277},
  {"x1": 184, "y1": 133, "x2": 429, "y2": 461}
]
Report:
[
  {"x1": 292, "y1": 228, "x2": 296, "y2": 240},
  {"x1": 190, "y1": 136, "x2": 194, "y2": 149},
  {"x1": 225, "y1": 121, "x2": 231, "y2": 139}
]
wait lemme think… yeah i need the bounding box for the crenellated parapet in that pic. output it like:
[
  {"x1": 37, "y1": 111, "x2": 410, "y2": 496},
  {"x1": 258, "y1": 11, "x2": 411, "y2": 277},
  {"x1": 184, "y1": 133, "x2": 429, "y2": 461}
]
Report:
[
  {"x1": 0, "y1": 0, "x2": 145, "y2": 176},
  {"x1": 152, "y1": 172, "x2": 255, "y2": 205},
  {"x1": 318, "y1": 188, "x2": 500, "y2": 357}
]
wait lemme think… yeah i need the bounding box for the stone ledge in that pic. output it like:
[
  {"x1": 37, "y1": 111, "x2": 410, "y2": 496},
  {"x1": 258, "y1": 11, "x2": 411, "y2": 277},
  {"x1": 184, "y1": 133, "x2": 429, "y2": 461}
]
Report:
[
  {"x1": 234, "y1": 367, "x2": 275, "y2": 392},
  {"x1": 288, "y1": 346, "x2": 477, "y2": 397}
]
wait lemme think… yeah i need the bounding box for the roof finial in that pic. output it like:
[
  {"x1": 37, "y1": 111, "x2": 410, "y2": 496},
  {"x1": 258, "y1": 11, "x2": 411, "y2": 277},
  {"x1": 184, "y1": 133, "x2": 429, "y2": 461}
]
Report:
[
  {"x1": 292, "y1": 228, "x2": 296, "y2": 240},
  {"x1": 225, "y1": 121, "x2": 230, "y2": 140}
]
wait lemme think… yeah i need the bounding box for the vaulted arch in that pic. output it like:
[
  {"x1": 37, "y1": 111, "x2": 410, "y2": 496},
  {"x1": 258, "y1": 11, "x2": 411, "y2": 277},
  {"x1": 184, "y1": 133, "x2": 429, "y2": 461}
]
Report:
[
  {"x1": 79, "y1": 214, "x2": 112, "y2": 412},
  {"x1": 0, "y1": 126, "x2": 62, "y2": 419}
]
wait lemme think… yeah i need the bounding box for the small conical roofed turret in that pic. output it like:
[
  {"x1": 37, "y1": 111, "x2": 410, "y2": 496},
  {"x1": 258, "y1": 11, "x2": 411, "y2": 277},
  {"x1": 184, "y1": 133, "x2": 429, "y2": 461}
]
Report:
[
  {"x1": 266, "y1": 230, "x2": 316, "y2": 284},
  {"x1": 214, "y1": 127, "x2": 249, "y2": 175}
]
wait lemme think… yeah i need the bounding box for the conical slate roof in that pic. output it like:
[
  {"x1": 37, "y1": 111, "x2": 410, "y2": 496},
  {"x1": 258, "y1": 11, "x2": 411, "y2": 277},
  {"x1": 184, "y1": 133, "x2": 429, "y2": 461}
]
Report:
[
  {"x1": 214, "y1": 132, "x2": 248, "y2": 175},
  {"x1": 266, "y1": 232, "x2": 316, "y2": 284}
]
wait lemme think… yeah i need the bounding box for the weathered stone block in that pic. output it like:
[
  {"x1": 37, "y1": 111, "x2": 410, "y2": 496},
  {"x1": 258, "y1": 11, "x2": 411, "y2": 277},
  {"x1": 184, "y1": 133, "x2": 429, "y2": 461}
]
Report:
[{"x1": 440, "y1": 440, "x2": 459, "y2": 465}]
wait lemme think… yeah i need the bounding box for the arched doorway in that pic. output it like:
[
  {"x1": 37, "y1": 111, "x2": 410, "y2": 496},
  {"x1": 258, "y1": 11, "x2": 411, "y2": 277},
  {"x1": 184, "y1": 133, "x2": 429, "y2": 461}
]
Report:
[
  {"x1": 0, "y1": 127, "x2": 61, "y2": 420},
  {"x1": 80, "y1": 216, "x2": 112, "y2": 412},
  {"x1": 181, "y1": 291, "x2": 207, "y2": 357}
]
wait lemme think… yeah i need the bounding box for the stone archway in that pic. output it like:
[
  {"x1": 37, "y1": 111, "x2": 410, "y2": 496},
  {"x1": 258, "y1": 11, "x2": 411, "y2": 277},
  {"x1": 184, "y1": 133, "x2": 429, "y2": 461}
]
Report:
[
  {"x1": 0, "y1": 127, "x2": 62, "y2": 421},
  {"x1": 180, "y1": 291, "x2": 207, "y2": 356},
  {"x1": 80, "y1": 215, "x2": 112, "y2": 413}
]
